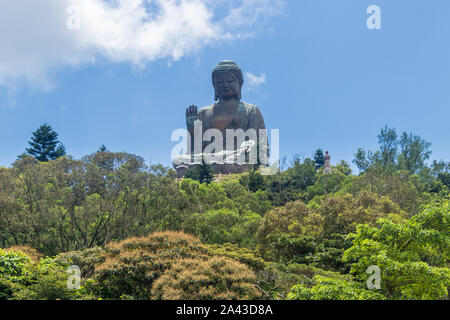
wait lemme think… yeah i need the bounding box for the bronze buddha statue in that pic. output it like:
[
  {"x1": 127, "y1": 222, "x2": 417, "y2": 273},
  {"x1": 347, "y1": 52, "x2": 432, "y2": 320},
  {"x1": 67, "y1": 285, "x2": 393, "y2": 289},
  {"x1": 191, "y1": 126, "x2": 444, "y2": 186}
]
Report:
[{"x1": 174, "y1": 60, "x2": 269, "y2": 176}]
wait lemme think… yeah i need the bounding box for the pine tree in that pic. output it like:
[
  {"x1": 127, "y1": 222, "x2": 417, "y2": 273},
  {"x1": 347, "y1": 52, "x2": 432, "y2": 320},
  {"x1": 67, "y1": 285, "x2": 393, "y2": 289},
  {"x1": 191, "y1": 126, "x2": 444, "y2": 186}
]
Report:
[
  {"x1": 97, "y1": 144, "x2": 108, "y2": 152},
  {"x1": 185, "y1": 159, "x2": 214, "y2": 184},
  {"x1": 314, "y1": 149, "x2": 325, "y2": 170},
  {"x1": 26, "y1": 123, "x2": 66, "y2": 162}
]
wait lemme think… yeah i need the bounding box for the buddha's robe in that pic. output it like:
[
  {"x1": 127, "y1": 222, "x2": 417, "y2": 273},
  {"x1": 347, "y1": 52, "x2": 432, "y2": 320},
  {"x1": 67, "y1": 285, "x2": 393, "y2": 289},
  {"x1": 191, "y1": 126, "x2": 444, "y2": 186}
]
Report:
[
  {"x1": 174, "y1": 101, "x2": 269, "y2": 175},
  {"x1": 187, "y1": 102, "x2": 267, "y2": 154}
]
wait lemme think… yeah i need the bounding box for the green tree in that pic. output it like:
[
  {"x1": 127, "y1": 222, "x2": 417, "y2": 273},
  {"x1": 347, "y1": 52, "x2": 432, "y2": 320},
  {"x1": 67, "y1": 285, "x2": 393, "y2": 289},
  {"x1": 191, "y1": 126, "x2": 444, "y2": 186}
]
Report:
[
  {"x1": 287, "y1": 275, "x2": 385, "y2": 300},
  {"x1": 303, "y1": 170, "x2": 350, "y2": 202},
  {"x1": 260, "y1": 262, "x2": 354, "y2": 299},
  {"x1": 12, "y1": 258, "x2": 82, "y2": 300},
  {"x1": 266, "y1": 157, "x2": 317, "y2": 206},
  {"x1": 336, "y1": 160, "x2": 352, "y2": 175},
  {"x1": 430, "y1": 160, "x2": 447, "y2": 176},
  {"x1": 313, "y1": 149, "x2": 325, "y2": 170},
  {"x1": 26, "y1": 123, "x2": 66, "y2": 162},
  {"x1": 353, "y1": 148, "x2": 379, "y2": 173},
  {"x1": 0, "y1": 249, "x2": 32, "y2": 300},
  {"x1": 438, "y1": 172, "x2": 450, "y2": 189},
  {"x1": 315, "y1": 190, "x2": 407, "y2": 237},
  {"x1": 353, "y1": 126, "x2": 432, "y2": 175},
  {"x1": 207, "y1": 243, "x2": 267, "y2": 272},
  {"x1": 256, "y1": 200, "x2": 323, "y2": 261},
  {"x1": 183, "y1": 209, "x2": 263, "y2": 248},
  {"x1": 97, "y1": 144, "x2": 107, "y2": 153},
  {"x1": 239, "y1": 169, "x2": 265, "y2": 192},
  {"x1": 185, "y1": 159, "x2": 214, "y2": 184},
  {"x1": 378, "y1": 125, "x2": 398, "y2": 170},
  {"x1": 343, "y1": 201, "x2": 450, "y2": 299},
  {"x1": 397, "y1": 132, "x2": 432, "y2": 174}
]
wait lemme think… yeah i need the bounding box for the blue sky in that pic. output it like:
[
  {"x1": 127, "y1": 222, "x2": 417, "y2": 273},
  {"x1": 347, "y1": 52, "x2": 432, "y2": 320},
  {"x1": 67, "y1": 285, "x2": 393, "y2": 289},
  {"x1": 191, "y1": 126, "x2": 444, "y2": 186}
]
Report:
[{"x1": 1, "y1": 0, "x2": 449, "y2": 170}]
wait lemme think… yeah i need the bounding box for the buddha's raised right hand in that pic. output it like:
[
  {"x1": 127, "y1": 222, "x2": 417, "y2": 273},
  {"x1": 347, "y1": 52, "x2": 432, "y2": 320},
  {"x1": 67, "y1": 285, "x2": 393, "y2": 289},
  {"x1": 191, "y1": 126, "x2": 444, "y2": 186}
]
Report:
[{"x1": 186, "y1": 105, "x2": 200, "y2": 127}]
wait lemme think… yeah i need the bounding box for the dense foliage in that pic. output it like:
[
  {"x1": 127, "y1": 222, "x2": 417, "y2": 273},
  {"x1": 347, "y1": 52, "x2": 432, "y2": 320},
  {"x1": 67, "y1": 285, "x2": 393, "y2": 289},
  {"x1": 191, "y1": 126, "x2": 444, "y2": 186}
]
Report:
[
  {"x1": 93, "y1": 231, "x2": 210, "y2": 299},
  {"x1": 0, "y1": 126, "x2": 449, "y2": 300},
  {"x1": 152, "y1": 256, "x2": 260, "y2": 300},
  {"x1": 343, "y1": 201, "x2": 450, "y2": 299}
]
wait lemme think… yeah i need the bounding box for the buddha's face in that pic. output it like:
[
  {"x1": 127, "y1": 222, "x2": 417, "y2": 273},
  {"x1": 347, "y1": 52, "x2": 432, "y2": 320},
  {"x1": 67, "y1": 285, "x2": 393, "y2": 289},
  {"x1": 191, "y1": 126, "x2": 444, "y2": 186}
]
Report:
[{"x1": 213, "y1": 72, "x2": 241, "y2": 101}]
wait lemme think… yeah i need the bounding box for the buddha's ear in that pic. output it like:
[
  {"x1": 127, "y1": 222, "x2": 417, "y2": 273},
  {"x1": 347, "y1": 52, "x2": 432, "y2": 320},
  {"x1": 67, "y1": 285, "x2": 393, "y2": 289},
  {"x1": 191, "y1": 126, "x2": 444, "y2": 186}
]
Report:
[
  {"x1": 214, "y1": 88, "x2": 219, "y2": 101},
  {"x1": 237, "y1": 86, "x2": 242, "y2": 100}
]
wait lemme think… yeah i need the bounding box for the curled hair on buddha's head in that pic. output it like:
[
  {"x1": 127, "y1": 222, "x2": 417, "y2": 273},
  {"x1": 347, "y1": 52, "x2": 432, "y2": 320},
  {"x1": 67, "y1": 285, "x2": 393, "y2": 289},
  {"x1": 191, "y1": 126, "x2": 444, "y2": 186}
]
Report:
[{"x1": 212, "y1": 60, "x2": 244, "y2": 101}]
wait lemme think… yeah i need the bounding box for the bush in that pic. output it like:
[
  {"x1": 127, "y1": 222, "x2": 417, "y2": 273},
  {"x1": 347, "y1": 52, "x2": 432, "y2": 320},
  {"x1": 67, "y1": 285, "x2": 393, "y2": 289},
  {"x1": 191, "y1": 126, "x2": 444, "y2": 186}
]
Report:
[
  {"x1": 12, "y1": 258, "x2": 82, "y2": 300},
  {"x1": 93, "y1": 231, "x2": 210, "y2": 299},
  {"x1": 1, "y1": 249, "x2": 85, "y2": 300},
  {"x1": 265, "y1": 233, "x2": 317, "y2": 263},
  {"x1": 53, "y1": 247, "x2": 105, "y2": 279},
  {"x1": 257, "y1": 201, "x2": 316, "y2": 243},
  {"x1": 287, "y1": 275, "x2": 385, "y2": 300},
  {"x1": 207, "y1": 243, "x2": 267, "y2": 272},
  {"x1": 184, "y1": 209, "x2": 263, "y2": 248},
  {"x1": 152, "y1": 256, "x2": 261, "y2": 300},
  {"x1": 257, "y1": 200, "x2": 324, "y2": 261},
  {"x1": 5, "y1": 246, "x2": 43, "y2": 263},
  {"x1": 306, "y1": 234, "x2": 352, "y2": 273},
  {"x1": 0, "y1": 249, "x2": 32, "y2": 299},
  {"x1": 315, "y1": 190, "x2": 408, "y2": 237},
  {"x1": 259, "y1": 262, "x2": 353, "y2": 299},
  {"x1": 343, "y1": 201, "x2": 450, "y2": 299}
]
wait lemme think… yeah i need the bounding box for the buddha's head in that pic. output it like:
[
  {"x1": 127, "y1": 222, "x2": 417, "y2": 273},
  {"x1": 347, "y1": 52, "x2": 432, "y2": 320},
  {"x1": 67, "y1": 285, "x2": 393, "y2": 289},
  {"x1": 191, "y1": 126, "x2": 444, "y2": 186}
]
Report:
[{"x1": 212, "y1": 60, "x2": 244, "y2": 102}]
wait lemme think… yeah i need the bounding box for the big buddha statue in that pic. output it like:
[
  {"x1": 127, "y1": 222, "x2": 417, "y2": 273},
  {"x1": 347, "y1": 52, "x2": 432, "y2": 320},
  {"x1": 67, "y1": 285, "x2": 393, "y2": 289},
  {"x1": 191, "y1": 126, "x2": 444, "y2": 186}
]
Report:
[{"x1": 173, "y1": 60, "x2": 269, "y2": 176}]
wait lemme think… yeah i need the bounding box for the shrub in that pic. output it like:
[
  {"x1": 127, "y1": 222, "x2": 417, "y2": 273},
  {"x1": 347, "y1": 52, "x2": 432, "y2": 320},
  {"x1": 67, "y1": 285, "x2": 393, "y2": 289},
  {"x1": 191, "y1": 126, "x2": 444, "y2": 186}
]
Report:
[
  {"x1": 12, "y1": 258, "x2": 82, "y2": 300},
  {"x1": 184, "y1": 209, "x2": 263, "y2": 247},
  {"x1": 259, "y1": 262, "x2": 353, "y2": 299},
  {"x1": 152, "y1": 256, "x2": 260, "y2": 300},
  {"x1": 258, "y1": 201, "x2": 314, "y2": 240},
  {"x1": 315, "y1": 190, "x2": 408, "y2": 237},
  {"x1": 93, "y1": 231, "x2": 210, "y2": 299},
  {"x1": 207, "y1": 243, "x2": 267, "y2": 272},
  {"x1": 343, "y1": 201, "x2": 450, "y2": 299},
  {"x1": 257, "y1": 201, "x2": 320, "y2": 260},
  {"x1": 1, "y1": 249, "x2": 84, "y2": 300},
  {"x1": 0, "y1": 249, "x2": 32, "y2": 299},
  {"x1": 5, "y1": 246, "x2": 43, "y2": 263},
  {"x1": 53, "y1": 247, "x2": 105, "y2": 279},
  {"x1": 287, "y1": 275, "x2": 385, "y2": 300}
]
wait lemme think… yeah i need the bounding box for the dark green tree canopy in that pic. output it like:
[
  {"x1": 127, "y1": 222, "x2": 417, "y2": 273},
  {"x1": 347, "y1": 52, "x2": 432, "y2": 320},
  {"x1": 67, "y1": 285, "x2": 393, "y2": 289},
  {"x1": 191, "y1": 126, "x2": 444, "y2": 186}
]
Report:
[
  {"x1": 378, "y1": 125, "x2": 398, "y2": 170},
  {"x1": 397, "y1": 132, "x2": 432, "y2": 173},
  {"x1": 26, "y1": 123, "x2": 66, "y2": 162},
  {"x1": 353, "y1": 126, "x2": 431, "y2": 174},
  {"x1": 185, "y1": 159, "x2": 214, "y2": 184},
  {"x1": 314, "y1": 149, "x2": 325, "y2": 170},
  {"x1": 97, "y1": 144, "x2": 107, "y2": 153}
]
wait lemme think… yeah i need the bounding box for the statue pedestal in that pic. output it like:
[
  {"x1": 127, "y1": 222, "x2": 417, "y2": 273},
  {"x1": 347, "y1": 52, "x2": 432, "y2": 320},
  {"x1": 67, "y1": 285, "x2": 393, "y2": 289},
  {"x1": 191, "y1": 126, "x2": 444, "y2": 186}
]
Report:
[{"x1": 173, "y1": 140, "x2": 265, "y2": 176}]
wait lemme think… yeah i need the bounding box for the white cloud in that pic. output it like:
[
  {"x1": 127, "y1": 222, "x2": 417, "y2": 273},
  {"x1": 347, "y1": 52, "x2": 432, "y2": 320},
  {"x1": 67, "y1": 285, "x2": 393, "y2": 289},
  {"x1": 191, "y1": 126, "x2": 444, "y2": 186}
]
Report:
[
  {"x1": 246, "y1": 72, "x2": 266, "y2": 89},
  {"x1": 223, "y1": 0, "x2": 283, "y2": 27},
  {"x1": 0, "y1": 0, "x2": 283, "y2": 90}
]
